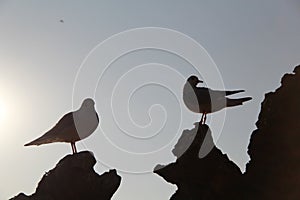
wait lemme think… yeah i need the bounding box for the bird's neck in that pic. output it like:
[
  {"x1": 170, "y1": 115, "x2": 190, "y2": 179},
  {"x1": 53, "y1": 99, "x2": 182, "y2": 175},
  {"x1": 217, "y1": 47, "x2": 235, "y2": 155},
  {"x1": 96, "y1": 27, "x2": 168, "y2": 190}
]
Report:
[{"x1": 185, "y1": 82, "x2": 197, "y2": 89}]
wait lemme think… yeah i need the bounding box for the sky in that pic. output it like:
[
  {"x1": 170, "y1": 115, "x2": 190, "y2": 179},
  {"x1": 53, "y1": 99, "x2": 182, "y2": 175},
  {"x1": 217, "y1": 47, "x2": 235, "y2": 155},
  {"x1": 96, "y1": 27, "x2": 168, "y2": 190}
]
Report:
[{"x1": 1, "y1": 1, "x2": 300, "y2": 199}]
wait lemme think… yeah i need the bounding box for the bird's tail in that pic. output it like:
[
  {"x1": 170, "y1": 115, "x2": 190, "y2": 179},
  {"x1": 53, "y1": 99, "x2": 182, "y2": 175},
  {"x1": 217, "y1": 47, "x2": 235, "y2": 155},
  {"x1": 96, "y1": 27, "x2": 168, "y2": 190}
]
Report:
[
  {"x1": 226, "y1": 97, "x2": 252, "y2": 107},
  {"x1": 225, "y1": 90, "x2": 245, "y2": 96},
  {"x1": 24, "y1": 137, "x2": 48, "y2": 146},
  {"x1": 24, "y1": 139, "x2": 41, "y2": 146},
  {"x1": 24, "y1": 131, "x2": 59, "y2": 146}
]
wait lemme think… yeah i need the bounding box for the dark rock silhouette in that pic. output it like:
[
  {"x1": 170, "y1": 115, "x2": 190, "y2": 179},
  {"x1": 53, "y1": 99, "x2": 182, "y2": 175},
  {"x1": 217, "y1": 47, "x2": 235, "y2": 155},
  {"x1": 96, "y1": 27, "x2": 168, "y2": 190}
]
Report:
[
  {"x1": 155, "y1": 124, "x2": 242, "y2": 199},
  {"x1": 11, "y1": 151, "x2": 121, "y2": 200},
  {"x1": 155, "y1": 65, "x2": 300, "y2": 199},
  {"x1": 243, "y1": 65, "x2": 300, "y2": 199}
]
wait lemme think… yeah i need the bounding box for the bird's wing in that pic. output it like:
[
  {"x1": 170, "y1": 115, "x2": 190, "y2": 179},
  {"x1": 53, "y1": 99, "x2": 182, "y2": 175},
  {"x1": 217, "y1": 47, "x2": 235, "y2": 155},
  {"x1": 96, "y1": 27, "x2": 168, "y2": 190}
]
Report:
[
  {"x1": 24, "y1": 112, "x2": 77, "y2": 146},
  {"x1": 226, "y1": 97, "x2": 252, "y2": 107},
  {"x1": 194, "y1": 87, "x2": 235, "y2": 104},
  {"x1": 204, "y1": 89, "x2": 245, "y2": 100},
  {"x1": 51, "y1": 112, "x2": 75, "y2": 132},
  {"x1": 194, "y1": 87, "x2": 209, "y2": 94},
  {"x1": 43, "y1": 112, "x2": 78, "y2": 139},
  {"x1": 194, "y1": 87, "x2": 211, "y2": 103},
  {"x1": 213, "y1": 89, "x2": 245, "y2": 96}
]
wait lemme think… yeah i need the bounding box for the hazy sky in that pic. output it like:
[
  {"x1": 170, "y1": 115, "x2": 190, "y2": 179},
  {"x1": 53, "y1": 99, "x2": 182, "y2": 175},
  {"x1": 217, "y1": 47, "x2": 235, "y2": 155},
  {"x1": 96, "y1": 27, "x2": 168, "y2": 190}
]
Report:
[{"x1": 1, "y1": 1, "x2": 300, "y2": 199}]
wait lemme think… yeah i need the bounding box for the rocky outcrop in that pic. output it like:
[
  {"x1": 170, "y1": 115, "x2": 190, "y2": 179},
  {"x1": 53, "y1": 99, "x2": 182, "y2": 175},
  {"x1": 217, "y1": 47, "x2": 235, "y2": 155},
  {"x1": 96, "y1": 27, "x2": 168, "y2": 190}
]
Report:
[
  {"x1": 155, "y1": 124, "x2": 242, "y2": 199},
  {"x1": 11, "y1": 151, "x2": 121, "y2": 200},
  {"x1": 243, "y1": 65, "x2": 300, "y2": 199},
  {"x1": 155, "y1": 65, "x2": 300, "y2": 199}
]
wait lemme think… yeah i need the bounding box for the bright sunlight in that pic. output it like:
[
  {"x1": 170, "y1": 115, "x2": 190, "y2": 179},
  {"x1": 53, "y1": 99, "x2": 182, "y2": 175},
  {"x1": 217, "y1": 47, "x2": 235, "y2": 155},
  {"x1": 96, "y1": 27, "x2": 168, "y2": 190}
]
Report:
[{"x1": 0, "y1": 100, "x2": 6, "y2": 122}]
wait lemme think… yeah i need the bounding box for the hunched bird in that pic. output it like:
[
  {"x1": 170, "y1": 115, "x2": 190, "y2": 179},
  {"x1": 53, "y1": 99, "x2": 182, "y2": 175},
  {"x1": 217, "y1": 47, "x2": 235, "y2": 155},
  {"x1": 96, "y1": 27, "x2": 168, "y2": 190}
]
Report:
[{"x1": 25, "y1": 98, "x2": 99, "y2": 154}]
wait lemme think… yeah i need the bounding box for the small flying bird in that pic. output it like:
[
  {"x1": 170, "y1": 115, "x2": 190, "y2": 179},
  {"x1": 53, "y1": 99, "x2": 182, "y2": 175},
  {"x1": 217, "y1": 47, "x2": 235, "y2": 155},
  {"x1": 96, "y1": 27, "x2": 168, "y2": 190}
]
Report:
[
  {"x1": 59, "y1": 19, "x2": 64, "y2": 23},
  {"x1": 183, "y1": 75, "x2": 252, "y2": 124},
  {"x1": 25, "y1": 98, "x2": 99, "y2": 154}
]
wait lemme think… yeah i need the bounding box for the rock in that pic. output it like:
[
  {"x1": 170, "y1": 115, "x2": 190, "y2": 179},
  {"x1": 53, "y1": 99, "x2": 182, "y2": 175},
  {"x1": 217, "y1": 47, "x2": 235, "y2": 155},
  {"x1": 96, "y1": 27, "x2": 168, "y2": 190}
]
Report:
[
  {"x1": 11, "y1": 151, "x2": 121, "y2": 200},
  {"x1": 244, "y1": 65, "x2": 300, "y2": 199},
  {"x1": 155, "y1": 124, "x2": 242, "y2": 199}
]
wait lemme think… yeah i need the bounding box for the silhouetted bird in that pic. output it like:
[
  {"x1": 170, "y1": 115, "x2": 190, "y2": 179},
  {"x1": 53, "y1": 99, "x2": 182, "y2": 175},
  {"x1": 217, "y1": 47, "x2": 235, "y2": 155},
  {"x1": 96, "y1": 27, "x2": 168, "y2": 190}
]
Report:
[
  {"x1": 59, "y1": 19, "x2": 64, "y2": 23},
  {"x1": 25, "y1": 98, "x2": 99, "y2": 154},
  {"x1": 183, "y1": 75, "x2": 252, "y2": 124}
]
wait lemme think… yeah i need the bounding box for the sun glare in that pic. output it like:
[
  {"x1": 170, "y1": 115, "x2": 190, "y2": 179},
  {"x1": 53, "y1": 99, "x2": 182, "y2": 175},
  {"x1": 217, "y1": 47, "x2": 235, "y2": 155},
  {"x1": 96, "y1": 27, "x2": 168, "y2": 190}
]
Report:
[
  {"x1": 0, "y1": 101, "x2": 6, "y2": 122},
  {"x1": 0, "y1": 104, "x2": 2, "y2": 119}
]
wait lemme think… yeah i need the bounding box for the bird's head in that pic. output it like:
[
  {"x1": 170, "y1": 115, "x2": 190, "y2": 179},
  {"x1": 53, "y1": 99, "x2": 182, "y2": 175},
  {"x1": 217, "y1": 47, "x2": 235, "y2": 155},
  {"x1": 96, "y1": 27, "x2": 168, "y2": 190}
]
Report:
[
  {"x1": 81, "y1": 98, "x2": 95, "y2": 108},
  {"x1": 187, "y1": 75, "x2": 203, "y2": 86}
]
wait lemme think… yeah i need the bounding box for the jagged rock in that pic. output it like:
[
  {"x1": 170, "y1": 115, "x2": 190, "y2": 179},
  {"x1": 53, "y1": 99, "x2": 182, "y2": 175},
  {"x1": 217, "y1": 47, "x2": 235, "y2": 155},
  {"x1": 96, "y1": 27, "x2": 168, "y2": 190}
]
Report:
[
  {"x1": 244, "y1": 65, "x2": 300, "y2": 199},
  {"x1": 155, "y1": 124, "x2": 242, "y2": 199},
  {"x1": 155, "y1": 65, "x2": 300, "y2": 199},
  {"x1": 11, "y1": 151, "x2": 121, "y2": 200}
]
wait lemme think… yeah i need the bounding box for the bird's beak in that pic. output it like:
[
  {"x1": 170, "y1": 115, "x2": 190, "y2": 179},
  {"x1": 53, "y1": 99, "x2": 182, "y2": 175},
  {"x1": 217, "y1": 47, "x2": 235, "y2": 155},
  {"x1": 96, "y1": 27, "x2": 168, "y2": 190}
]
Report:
[{"x1": 198, "y1": 80, "x2": 203, "y2": 83}]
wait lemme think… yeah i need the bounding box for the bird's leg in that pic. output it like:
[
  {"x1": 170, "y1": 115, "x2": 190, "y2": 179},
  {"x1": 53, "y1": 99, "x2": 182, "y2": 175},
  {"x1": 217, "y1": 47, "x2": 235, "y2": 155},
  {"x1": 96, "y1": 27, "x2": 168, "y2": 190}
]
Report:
[
  {"x1": 74, "y1": 143, "x2": 77, "y2": 153},
  {"x1": 71, "y1": 143, "x2": 74, "y2": 154},
  {"x1": 200, "y1": 113, "x2": 205, "y2": 124},
  {"x1": 71, "y1": 142, "x2": 77, "y2": 154},
  {"x1": 203, "y1": 112, "x2": 207, "y2": 124}
]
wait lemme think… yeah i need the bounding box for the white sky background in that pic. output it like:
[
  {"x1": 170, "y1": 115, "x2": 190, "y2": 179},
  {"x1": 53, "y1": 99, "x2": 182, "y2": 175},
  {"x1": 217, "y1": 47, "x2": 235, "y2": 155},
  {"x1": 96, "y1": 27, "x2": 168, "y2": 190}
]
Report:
[{"x1": 1, "y1": 1, "x2": 300, "y2": 199}]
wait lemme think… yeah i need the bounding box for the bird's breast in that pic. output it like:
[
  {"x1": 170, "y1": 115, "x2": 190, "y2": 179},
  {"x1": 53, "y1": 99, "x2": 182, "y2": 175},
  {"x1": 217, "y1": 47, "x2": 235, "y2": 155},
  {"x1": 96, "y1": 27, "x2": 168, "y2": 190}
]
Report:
[
  {"x1": 183, "y1": 84, "x2": 213, "y2": 113},
  {"x1": 183, "y1": 84, "x2": 201, "y2": 112},
  {"x1": 73, "y1": 110, "x2": 99, "y2": 140}
]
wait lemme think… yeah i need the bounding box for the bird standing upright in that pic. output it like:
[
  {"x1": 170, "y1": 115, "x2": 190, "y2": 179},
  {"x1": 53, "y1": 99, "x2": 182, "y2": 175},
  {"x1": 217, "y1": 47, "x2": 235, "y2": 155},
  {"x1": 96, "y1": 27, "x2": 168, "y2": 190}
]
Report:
[
  {"x1": 25, "y1": 98, "x2": 99, "y2": 154},
  {"x1": 183, "y1": 75, "x2": 252, "y2": 124}
]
